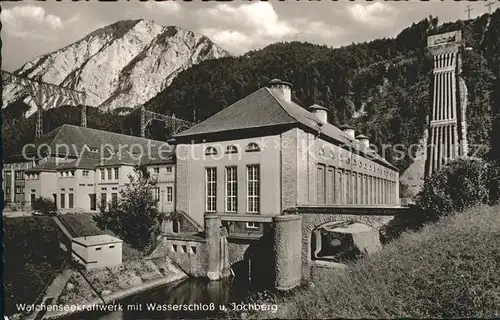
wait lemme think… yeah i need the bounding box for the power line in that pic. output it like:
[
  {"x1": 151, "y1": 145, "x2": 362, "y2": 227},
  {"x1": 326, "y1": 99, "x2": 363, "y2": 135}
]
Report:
[
  {"x1": 465, "y1": 5, "x2": 474, "y2": 19},
  {"x1": 485, "y1": 1, "x2": 496, "y2": 14}
]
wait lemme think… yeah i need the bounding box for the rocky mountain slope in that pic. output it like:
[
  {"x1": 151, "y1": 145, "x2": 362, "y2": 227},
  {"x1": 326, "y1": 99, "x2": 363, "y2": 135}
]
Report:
[{"x1": 2, "y1": 19, "x2": 230, "y2": 116}]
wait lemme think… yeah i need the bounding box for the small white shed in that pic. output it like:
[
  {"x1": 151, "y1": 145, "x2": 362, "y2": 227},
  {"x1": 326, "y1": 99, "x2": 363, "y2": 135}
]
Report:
[{"x1": 71, "y1": 235, "x2": 123, "y2": 270}]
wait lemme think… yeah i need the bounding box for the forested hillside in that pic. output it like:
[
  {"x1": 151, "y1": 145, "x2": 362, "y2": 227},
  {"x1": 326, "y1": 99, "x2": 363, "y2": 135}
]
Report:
[
  {"x1": 144, "y1": 12, "x2": 499, "y2": 172},
  {"x1": 4, "y1": 11, "x2": 500, "y2": 174}
]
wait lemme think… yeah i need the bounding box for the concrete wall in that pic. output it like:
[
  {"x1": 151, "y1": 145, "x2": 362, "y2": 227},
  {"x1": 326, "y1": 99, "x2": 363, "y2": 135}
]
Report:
[
  {"x1": 72, "y1": 241, "x2": 123, "y2": 270},
  {"x1": 86, "y1": 242, "x2": 122, "y2": 269},
  {"x1": 165, "y1": 237, "x2": 207, "y2": 277},
  {"x1": 72, "y1": 242, "x2": 88, "y2": 264},
  {"x1": 24, "y1": 172, "x2": 58, "y2": 206},
  {"x1": 296, "y1": 208, "x2": 397, "y2": 279},
  {"x1": 280, "y1": 128, "x2": 399, "y2": 209},
  {"x1": 273, "y1": 215, "x2": 302, "y2": 290}
]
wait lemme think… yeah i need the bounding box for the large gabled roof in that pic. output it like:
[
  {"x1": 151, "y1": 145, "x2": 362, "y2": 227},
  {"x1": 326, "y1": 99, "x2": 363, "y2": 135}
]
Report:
[
  {"x1": 19, "y1": 124, "x2": 169, "y2": 158},
  {"x1": 174, "y1": 88, "x2": 297, "y2": 137},
  {"x1": 174, "y1": 83, "x2": 396, "y2": 170},
  {"x1": 25, "y1": 159, "x2": 60, "y2": 173}
]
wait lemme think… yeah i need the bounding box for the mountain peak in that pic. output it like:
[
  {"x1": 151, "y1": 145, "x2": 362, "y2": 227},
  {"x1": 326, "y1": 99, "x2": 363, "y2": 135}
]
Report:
[{"x1": 2, "y1": 20, "x2": 231, "y2": 115}]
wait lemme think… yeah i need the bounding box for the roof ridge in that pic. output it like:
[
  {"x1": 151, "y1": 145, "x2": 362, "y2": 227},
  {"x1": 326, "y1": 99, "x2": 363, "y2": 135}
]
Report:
[
  {"x1": 49, "y1": 125, "x2": 65, "y2": 147},
  {"x1": 56, "y1": 123, "x2": 168, "y2": 144},
  {"x1": 179, "y1": 87, "x2": 272, "y2": 135},
  {"x1": 265, "y1": 87, "x2": 300, "y2": 123}
]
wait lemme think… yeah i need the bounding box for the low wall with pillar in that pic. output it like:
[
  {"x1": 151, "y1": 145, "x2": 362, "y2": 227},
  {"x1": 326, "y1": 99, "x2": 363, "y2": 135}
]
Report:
[
  {"x1": 158, "y1": 207, "x2": 406, "y2": 290},
  {"x1": 159, "y1": 213, "x2": 303, "y2": 291},
  {"x1": 273, "y1": 214, "x2": 302, "y2": 290},
  {"x1": 284, "y1": 205, "x2": 408, "y2": 280}
]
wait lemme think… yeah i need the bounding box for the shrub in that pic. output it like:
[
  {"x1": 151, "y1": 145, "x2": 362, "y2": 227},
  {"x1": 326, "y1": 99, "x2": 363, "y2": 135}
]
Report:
[
  {"x1": 415, "y1": 158, "x2": 496, "y2": 222},
  {"x1": 32, "y1": 197, "x2": 57, "y2": 216},
  {"x1": 93, "y1": 165, "x2": 162, "y2": 250}
]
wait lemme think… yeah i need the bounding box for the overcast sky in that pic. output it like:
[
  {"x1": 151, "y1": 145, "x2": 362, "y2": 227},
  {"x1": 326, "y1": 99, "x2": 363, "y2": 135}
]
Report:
[{"x1": 1, "y1": 0, "x2": 497, "y2": 72}]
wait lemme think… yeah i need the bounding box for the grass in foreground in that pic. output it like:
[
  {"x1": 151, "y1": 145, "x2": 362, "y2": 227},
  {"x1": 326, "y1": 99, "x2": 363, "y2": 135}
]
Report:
[{"x1": 271, "y1": 205, "x2": 500, "y2": 319}]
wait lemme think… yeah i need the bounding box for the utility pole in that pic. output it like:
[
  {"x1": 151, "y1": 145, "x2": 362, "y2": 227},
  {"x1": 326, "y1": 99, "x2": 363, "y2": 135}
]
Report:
[
  {"x1": 485, "y1": 1, "x2": 495, "y2": 14},
  {"x1": 465, "y1": 5, "x2": 474, "y2": 19}
]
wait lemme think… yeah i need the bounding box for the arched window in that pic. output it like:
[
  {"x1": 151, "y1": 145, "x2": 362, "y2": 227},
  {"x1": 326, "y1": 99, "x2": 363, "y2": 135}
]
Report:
[
  {"x1": 205, "y1": 146, "x2": 218, "y2": 156},
  {"x1": 225, "y1": 145, "x2": 238, "y2": 154},
  {"x1": 245, "y1": 142, "x2": 260, "y2": 153}
]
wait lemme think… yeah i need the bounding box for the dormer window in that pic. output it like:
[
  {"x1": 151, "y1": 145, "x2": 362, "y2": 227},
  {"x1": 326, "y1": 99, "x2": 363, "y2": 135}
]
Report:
[
  {"x1": 245, "y1": 142, "x2": 260, "y2": 153},
  {"x1": 205, "y1": 147, "x2": 218, "y2": 156},
  {"x1": 86, "y1": 145, "x2": 99, "y2": 153},
  {"x1": 225, "y1": 145, "x2": 238, "y2": 154}
]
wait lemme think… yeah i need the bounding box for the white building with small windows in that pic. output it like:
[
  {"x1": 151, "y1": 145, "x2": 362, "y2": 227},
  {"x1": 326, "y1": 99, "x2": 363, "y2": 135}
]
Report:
[
  {"x1": 4, "y1": 124, "x2": 174, "y2": 213},
  {"x1": 144, "y1": 152, "x2": 176, "y2": 214}
]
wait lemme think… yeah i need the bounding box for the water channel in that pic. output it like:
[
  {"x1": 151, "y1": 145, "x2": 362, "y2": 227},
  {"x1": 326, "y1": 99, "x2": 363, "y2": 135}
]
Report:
[{"x1": 62, "y1": 276, "x2": 273, "y2": 319}]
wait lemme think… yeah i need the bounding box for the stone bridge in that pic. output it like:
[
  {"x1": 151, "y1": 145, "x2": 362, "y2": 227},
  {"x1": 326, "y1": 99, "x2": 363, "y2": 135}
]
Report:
[{"x1": 150, "y1": 205, "x2": 409, "y2": 291}]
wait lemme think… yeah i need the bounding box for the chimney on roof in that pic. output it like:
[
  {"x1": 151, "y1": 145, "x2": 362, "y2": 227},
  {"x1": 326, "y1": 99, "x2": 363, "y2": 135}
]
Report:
[
  {"x1": 267, "y1": 78, "x2": 292, "y2": 103},
  {"x1": 356, "y1": 134, "x2": 370, "y2": 149},
  {"x1": 340, "y1": 124, "x2": 355, "y2": 139},
  {"x1": 309, "y1": 104, "x2": 328, "y2": 124}
]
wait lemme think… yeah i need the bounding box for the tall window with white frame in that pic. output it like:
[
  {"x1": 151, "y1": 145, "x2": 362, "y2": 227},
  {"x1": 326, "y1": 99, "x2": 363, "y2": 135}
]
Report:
[
  {"x1": 225, "y1": 166, "x2": 237, "y2": 212},
  {"x1": 154, "y1": 187, "x2": 160, "y2": 202},
  {"x1": 247, "y1": 164, "x2": 260, "y2": 213},
  {"x1": 206, "y1": 168, "x2": 217, "y2": 212}
]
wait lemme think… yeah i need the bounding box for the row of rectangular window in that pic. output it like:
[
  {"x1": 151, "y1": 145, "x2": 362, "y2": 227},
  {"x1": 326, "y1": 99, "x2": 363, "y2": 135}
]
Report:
[
  {"x1": 59, "y1": 171, "x2": 76, "y2": 178},
  {"x1": 100, "y1": 168, "x2": 120, "y2": 181},
  {"x1": 100, "y1": 193, "x2": 118, "y2": 208},
  {"x1": 15, "y1": 171, "x2": 24, "y2": 180},
  {"x1": 26, "y1": 173, "x2": 40, "y2": 180},
  {"x1": 9, "y1": 187, "x2": 24, "y2": 194},
  {"x1": 59, "y1": 193, "x2": 74, "y2": 209},
  {"x1": 153, "y1": 187, "x2": 174, "y2": 202},
  {"x1": 317, "y1": 164, "x2": 397, "y2": 205},
  {"x1": 151, "y1": 166, "x2": 173, "y2": 174},
  {"x1": 205, "y1": 165, "x2": 260, "y2": 213},
  {"x1": 9, "y1": 166, "x2": 170, "y2": 181}
]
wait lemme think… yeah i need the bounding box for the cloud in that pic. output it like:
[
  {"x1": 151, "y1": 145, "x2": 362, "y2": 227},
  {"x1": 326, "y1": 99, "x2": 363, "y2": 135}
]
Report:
[
  {"x1": 293, "y1": 19, "x2": 346, "y2": 40},
  {"x1": 197, "y1": 2, "x2": 344, "y2": 54},
  {"x1": 0, "y1": 5, "x2": 78, "y2": 41},
  {"x1": 196, "y1": 2, "x2": 301, "y2": 54},
  {"x1": 199, "y1": 28, "x2": 253, "y2": 55},
  {"x1": 202, "y1": 2, "x2": 297, "y2": 39},
  {"x1": 347, "y1": 2, "x2": 395, "y2": 28},
  {"x1": 144, "y1": 1, "x2": 181, "y2": 14}
]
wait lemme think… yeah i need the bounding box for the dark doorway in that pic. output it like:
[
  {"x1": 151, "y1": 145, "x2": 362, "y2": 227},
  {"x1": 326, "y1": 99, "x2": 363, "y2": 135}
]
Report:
[{"x1": 89, "y1": 194, "x2": 96, "y2": 211}]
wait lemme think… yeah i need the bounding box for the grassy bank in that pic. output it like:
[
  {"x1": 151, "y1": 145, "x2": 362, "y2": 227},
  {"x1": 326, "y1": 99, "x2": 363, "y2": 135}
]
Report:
[
  {"x1": 271, "y1": 205, "x2": 500, "y2": 319},
  {"x1": 4, "y1": 216, "x2": 68, "y2": 315}
]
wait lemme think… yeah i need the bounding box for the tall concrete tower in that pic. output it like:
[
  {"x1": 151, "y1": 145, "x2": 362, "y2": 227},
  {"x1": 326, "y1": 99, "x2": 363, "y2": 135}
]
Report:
[{"x1": 425, "y1": 30, "x2": 468, "y2": 176}]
